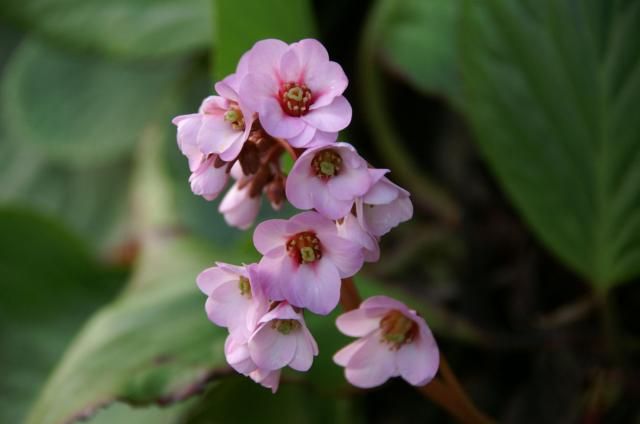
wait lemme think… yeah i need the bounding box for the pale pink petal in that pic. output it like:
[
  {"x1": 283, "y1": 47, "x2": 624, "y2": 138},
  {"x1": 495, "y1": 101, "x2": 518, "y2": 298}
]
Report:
[
  {"x1": 198, "y1": 115, "x2": 244, "y2": 156},
  {"x1": 259, "y1": 98, "x2": 306, "y2": 138},
  {"x1": 301, "y1": 96, "x2": 351, "y2": 132},
  {"x1": 326, "y1": 166, "x2": 371, "y2": 201},
  {"x1": 279, "y1": 49, "x2": 302, "y2": 82},
  {"x1": 225, "y1": 335, "x2": 256, "y2": 375},
  {"x1": 287, "y1": 124, "x2": 316, "y2": 148},
  {"x1": 320, "y1": 234, "x2": 364, "y2": 278},
  {"x1": 207, "y1": 280, "x2": 253, "y2": 337},
  {"x1": 253, "y1": 219, "x2": 289, "y2": 255},
  {"x1": 306, "y1": 61, "x2": 348, "y2": 109},
  {"x1": 283, "y1": 259, "x2": 341, "y2": 314},
  {"x1": 335, "y1": 308, "x2": 384, "y2": 337},
  {"x1": 239, "y1": 72, "x2": 279, "y2": 113},
  {"x1": 196, "y1": 266, "x2": 236, "y2": 295},
  {"x1": 288, "y1": 328, "x2": 317, "y2": 371},
  {"x1": 305, "y1": 130, "x2": 338, "y2": 148},
  {"x1": 249, "y1": 324, "x2": 297, "y2": 371},
  {"x1": 343, "y1": 332, "x2": 397, "y2": 388},
  {"x1": 189, "y1": 159, "x2": 228, "y2": 201},
  {"x1": 397, "y1": 332, "x2": 440, "y2": 386},
  {"x1": 219, "y1": 183, "x2": 261, "y2": 230},
  {"x1": 363, "y1": 196, "x2": 413, "y2": 237},
  {"x1": 290, "y1": 211, "x2": 336, "y2": 235},
  {"x1": 257, "y1": 254, "x2": 289, "y2": 301},
  {"x1": 247, "y1": 39, "x2": 288, "y2": 77},
  {"x1": 295, "y1": 39, "x2": 329, "y2": 78},
  {"x1": 333, "y1": 337, "x2": 368, "y2": 367},
  {"x1": 361, "y1": 295, "x2": 411, "y2": 313}
]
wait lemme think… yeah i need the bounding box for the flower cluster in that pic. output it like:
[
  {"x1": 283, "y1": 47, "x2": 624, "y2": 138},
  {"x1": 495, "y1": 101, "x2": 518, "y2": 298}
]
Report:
[{"x1": 174, "y1": 39, "x2": 439, "y2": 392}]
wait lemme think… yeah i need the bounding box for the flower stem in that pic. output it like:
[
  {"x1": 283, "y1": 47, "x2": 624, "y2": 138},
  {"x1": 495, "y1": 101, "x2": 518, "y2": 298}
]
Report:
[{"x1": 339, "y1": 277, "x2": 495, "y2": 424}]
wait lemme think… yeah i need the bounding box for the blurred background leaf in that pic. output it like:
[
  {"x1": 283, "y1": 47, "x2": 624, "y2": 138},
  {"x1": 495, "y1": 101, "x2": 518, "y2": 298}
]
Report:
[
  {"x1": 1, "y1": 39, "x2": 185, "y2": 166},
  {"x1": 0, "y1": 0, "x2": 212, "y2": 58},
  {"x1": 0, "y1": 208, "x2": 125, "y2": 423},
  {"x1": 460, "y1": 0, "x2": 640, "y2": 289}
]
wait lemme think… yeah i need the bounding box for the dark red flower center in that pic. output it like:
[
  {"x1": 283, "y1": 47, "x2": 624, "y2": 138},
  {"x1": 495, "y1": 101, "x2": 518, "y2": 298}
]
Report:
[
  {"x1": 279, "y1": 82, "x2": 313, "y2": 117},
  {"x1": 311, "y1": 149, "x2": 342, "y2": 180},
  {"x1": 286, "y1": 231, "x2": 322, "y2": 264},
  {"x1": 379, "y1": 310, "x2": 418, "y2": 349}
]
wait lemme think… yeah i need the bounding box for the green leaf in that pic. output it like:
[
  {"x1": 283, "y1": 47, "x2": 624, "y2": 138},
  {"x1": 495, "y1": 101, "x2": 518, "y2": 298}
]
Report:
[
  {"x1": 376, "y1": 0, "x2": 462, "y2": 103},
  {"x1": 0, "y1": 139, "x2": 131, "y2": 254},
  {"x1": 1, "y1": 39, "x2": 184, "y2": 166},
  {"x1": 25, "y1": 234, "x2": 230, "y2": 424},
  {"x1": 0, "y1": 0, "x2": 212, "y2": 58},
  {"x1": 213, "y1": 0, "x2": 316, "y2": 79},
  {"x1": 183, "y1": 376, "x2": 361, "y2": 424},
  {"x1": 460, "y1": 0, "x2": 640, "y2": 288},
  {"x1": 0, "y1": 208, "x2": 124, "y2": 424}
]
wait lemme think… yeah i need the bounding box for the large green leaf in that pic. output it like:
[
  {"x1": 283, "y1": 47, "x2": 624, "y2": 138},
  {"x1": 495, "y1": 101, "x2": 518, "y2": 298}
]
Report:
[
  {"x1": 460, "y1": 0, "x2": 640, "y2": 288},
  {"x1": 0, "y1": 139, "x2": 131, "y2": 254},
  {"x1": 0, "y1": 208, "x2": 125, "y2": 424},
  {"x1": 1, "y1": 39, "x2": 184, "y2": 166},
  {"x1": 0, "y1": 0, "x2": 212, "y2": 58},
  {"x1": 213, "y1": 0, "x2": 316, "y2": 79},
  {"x1": 376, "y1": 0, "x2": 462, "y2": 103}
]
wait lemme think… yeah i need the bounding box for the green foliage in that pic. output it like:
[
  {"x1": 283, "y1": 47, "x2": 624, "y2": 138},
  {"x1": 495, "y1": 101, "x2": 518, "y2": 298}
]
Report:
[
  {"x1": 0, "y1": 0, "x2": 212, "y2": 58},
  {"x1": 213, "y1": 0, "x2": 316, "y2": 79},
  {"x1": 460, "y1": 0, "x2": 640, "y2": 288},
  {"x1": 377, "y1": 0, "x2": 462, "y2": 104},
  {"x1": 0, "y1": 208, "x2": 125, "y2": 423},
  {"x1": 25, "y1": 235, "x2": 229, "y2": 424},
  {"x1": 1, "y1": 39, "x2": 184, "y2": 166}
]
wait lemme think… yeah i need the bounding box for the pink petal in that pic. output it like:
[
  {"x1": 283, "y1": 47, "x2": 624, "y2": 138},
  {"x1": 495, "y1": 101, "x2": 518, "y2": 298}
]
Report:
[
  {"x1": 196, "y1": 266, "x2": 236, "y2": 295},
  {"x1": 253, "y1": 219, "x2": 289, "y2": 255},
  {"x1": 326, "y1": 166, "x2": 371, "y2": 201},
  {"x1": 290, "y1": 211, "x2": 336, "y2": 235},
  {"x1": 320, "y1": 234, "x2": 364, "y2": 278},
  {"x1": 250, "y1": 368, "x2": 281, "y2": 393},
  {"x1": 259, "y1": 98, "x2": 306, "y2": 138},
  {"x1": 361, "y1": 295, "x2": 412, "y2": 313},
  {"x1": 335, "y1": 308, "x2": 384, "y2": 337},
  {"x1": 288, "y1": 328, "x2": 317, "y2": 371},
  {"x1": 207, "y1": 280, "x2": 253, "y2": 337},
  {"x1": 239, "y1": 72, "x2": 279, "y2": 113},
  {"x1": 225, "y1": 335, "x2": 256, "y2": 375},
  {"x1": 249, "y1": 324, "x2": 297, "y2": 370},
  {"x1": 333, "y1": 337, "x2": 368, "y2": 367},
  {"x1": 397, "y1": 332, "x2": 440, "y2": 386},
  {"x1": 287, "y1": 123, "x2": 316, "y2": 148},
  {"x1": 302, "y1": 96, "x2": 351, "y2": 132},
  {"x1": 279, "y1": 49, "x2": 302, "y2": 82},
  {"x1": 282, "y1": 259, "x2": 341, "y2": 314},
  {"x1": 343, "y1": 332, "x2": 397, "y2": 388},
  {"x1": 257, "y1": 254, "x2": 289, "y2": 301},
  {"x1": 198, "y1": 115, "x2": 244, "y2": 156},
  {"x1": 305, "y1": 130, "x2": 338, "y2": 148},
  {"x1": 247, "y1": 39, "x2": 288, "y2": 76},
  {"x1": 306, "y1": 61, "x2": 348, "y2": 109}
]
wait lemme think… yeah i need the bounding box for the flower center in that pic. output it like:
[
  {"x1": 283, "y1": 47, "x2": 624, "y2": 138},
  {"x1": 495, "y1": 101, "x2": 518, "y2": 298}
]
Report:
[
  {"x1": 279, "y1": 82, "x2": 312, "y2": 117},
  {"x1": 272, "y1": 319, "x2": 301, "y2": 335},
  {"x1": 379, "y1": 310, "x2": 418, "y2": 349},
  {"x1": 238, "y1": 276, "x2": 251, "y2": 298},
  {"x1": 286, "y1": 231, "x2": 322, "y2": 265},
  {"x1": 311, "y1": 149, "x2": 342, "y2": 180},
  {"x1": 224, "y1": 104, "x2": 245, "y2": 131}
]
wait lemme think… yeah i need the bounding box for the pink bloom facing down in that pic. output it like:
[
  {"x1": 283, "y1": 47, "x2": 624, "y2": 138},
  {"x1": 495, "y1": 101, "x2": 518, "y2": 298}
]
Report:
[
  {"x1": 286, "y1": 142, "x2": 372, "y2": 220},
  {"x1": 239, "y1": 39, "x2": 349, "y2": 148},
  {"x1": 189, "y1": 155, "x2": 229, "y2": 201},
  {"x1": 248, "y1": 302, "x2": 318, "y2": 372},
  {"x1": 333, "y1": 296, "x2": 439, "y2": 389},
  {"x1": 219, "y1": 181, "x2": 261, "y2": 230},
  {"x1": 357, "y1": 169, "x2": 413, "y2": 237},
  {"x1": 196, "y1": 263, "x2": 267, "y2": 340},
  {"x1": 223, "y1": 334, "x2": 281, "y2": 393},
  {"x1": 253, "y1": 211, "x2": 364, "y2": 315},
  {"x1": 250, "y1": 368, "x2": 281, "y2": 393}
]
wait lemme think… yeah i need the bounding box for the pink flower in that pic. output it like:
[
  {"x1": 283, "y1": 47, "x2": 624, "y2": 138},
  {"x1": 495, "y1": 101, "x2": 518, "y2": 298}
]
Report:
[
  {"x1": 253, "y1": 211, "x2": 364, "y2": 314},
  {"x1": 172, "y1": 95, "x2": 254, "y2": 164},
  {"x1": 248, "y1": 302, "x2": 318, "y2": 372},
  {"x1": 188, "y1": 155, "x2": 229, "y2": 201},
  {"x1": 196, "y1": 263, "x2": 268, "y2": 340},
  {"x1": 239, "y1": 39, "x2": 350, "y2": 148},
  {"x1": 357, "y1": 170, "x2": 413, "y2": 237},
  {"x1": 219, "y1": 181, "x2": 261, "y2": 230},
  {"x1": 337, "y1": 213, "x2": 380, "y2": 263},
  {"x1": 333, "y1": 296, "x2": 439, "y2": 389},
  {"x1": 286, "y1": 142, "x2": 372, "y2": 219}
]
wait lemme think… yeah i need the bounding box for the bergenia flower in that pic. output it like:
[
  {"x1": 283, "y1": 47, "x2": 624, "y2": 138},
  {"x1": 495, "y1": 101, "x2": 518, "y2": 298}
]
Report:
[
  {"x1": 253, "y1": 211, "x2": 364, "y2": 314},
  {"x1": 189, "y1": 155, "x2": 229, "y2": 201},
  {"x1": 224, "y1": 333, "x2": 282, "y2": 393},
  {"x1": 337, "y1": 213, "x2": 380, "y2": 263},
  {"x1": 240, "y1": 39, "x2": 350, "y2": 148},
  {"x1": 333, "y1": 296, "x2": 439, "y2": 388},
  {"x1": 357, "y1": 169, "x2": 413, "y2": 237},
  {"x1": 219, "y1": 181, "x2": 261, "y2": 230},
  {"x1": 248, "y1": 302, "x2": 318, "y2": 372},
  {"x1": 286, "y1": 142, "x2": 372, "y2": 219},
  {"x1": 196, "y1": 263, "x2": 267, "y2": 339}
]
